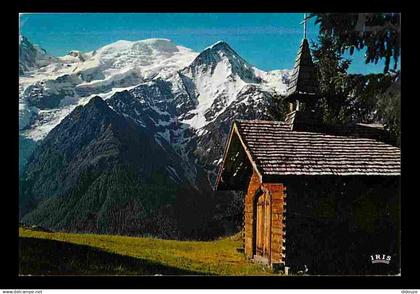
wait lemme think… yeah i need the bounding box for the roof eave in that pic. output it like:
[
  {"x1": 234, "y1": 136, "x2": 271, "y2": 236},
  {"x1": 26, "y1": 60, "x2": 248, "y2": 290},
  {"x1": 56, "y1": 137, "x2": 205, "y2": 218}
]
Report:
[{"x1": 214, "y1": 121, "x2": 264, "y2": 191}]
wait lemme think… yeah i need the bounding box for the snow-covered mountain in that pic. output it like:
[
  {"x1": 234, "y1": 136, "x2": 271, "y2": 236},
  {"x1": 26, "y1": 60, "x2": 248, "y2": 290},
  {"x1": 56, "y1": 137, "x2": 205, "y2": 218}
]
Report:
[
  {"x1": 19, "y1": 36, "x2": 290, "y2": 236},
  {"x1": 19, "y1": 36, "x2": 289, "y2": 177},
  {"x1": 19, "y1": 35, "x2": 58, "y2": 75},
  {"x1": 19, "y1": 38, "x2": 198, "y2": 140}
]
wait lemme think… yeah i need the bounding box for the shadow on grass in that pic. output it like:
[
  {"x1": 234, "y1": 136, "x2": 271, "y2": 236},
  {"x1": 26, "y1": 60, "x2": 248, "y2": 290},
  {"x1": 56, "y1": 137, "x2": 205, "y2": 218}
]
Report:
[{"x1": 19, "y1": 237, "x2": 209, "y2": 276}]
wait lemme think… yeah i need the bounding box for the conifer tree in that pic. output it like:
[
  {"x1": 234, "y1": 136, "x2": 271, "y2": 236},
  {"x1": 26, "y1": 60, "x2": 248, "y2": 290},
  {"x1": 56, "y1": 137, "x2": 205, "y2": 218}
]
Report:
[
  {"x1": 310, "y1": 13, "x2": 400, "y2": 145},
  {"x1": 312, "y1": 13, "x2": 400, "y2": 73}
]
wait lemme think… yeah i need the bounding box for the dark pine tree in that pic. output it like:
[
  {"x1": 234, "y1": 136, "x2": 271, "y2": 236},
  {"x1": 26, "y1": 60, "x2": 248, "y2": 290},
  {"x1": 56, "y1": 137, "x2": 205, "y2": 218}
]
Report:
[
  {"x1": 309, "y1": 16, "x2": 400, "y2": 145},
  {"x1": 312, "y1": 13, "x2": 400, "y2": 74}
]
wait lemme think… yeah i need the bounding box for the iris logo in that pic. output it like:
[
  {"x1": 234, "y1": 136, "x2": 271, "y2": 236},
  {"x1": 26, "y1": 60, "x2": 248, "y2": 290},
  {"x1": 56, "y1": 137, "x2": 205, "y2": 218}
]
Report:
[{"x1": 370, "y1": 254, "x2": 391, "y2": 264}]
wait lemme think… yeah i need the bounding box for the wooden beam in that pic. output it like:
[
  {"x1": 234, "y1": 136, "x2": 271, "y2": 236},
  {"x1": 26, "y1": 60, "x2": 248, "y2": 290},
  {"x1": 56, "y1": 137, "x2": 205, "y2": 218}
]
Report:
[
  {"x1": 232, "y1": 123, "x2": 264, "y2": 184},
  {"x1": 215, "y1": 120, "x2": 238, "y2": 190}
]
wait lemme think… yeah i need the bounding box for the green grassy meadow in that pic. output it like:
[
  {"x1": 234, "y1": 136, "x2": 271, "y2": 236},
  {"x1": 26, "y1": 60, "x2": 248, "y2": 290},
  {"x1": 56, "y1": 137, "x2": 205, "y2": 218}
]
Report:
[{"x1": 19, "y1": 227, "x2": 275, "y2": 276}]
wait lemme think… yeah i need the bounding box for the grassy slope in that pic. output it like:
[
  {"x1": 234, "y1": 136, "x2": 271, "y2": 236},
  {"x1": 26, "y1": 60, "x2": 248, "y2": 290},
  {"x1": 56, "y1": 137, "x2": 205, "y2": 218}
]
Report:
[{"x1": 19, "y1": 227, "x2": 274, "y2": 276}]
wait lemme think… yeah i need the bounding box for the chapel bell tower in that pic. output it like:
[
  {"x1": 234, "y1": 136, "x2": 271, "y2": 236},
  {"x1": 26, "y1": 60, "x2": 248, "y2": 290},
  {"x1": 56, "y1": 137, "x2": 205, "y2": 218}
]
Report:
[{"x1": 285, "y1": 14, "x2": 320, "y2": 129}]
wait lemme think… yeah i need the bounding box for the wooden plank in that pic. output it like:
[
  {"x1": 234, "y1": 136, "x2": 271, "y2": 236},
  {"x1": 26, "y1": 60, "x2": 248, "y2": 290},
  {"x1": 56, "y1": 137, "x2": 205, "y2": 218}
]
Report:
[
  {"x1": 244, "y1": 170, "x2": 261, "y2": 258},
  {"x1": 271, "y1": 252, "x2": 282, "y2": 263},
  {"x1": 271, "y1": 248, "x2": 282, "y2": 253},
  {"x1": 272, "y1": 227, "x2": 284, "y2": 234},
  {"x1": 272, "y1": 235, "x2": 283, "y2": 243},
  {"x1": 263, "y1": 183, "x2": 284, "y2": 193},
  {"x1": 244, "y1": 171, "x2": 261, "y2": 259},
  {"x1": 272, "y1": 233, "x2": 283, "y2": 240},
  {"x1": 266, "y1": 191, "x2": 271, "y2": 262},
  {"x1": 272, "y1": 207, "x2": 284, "y2": 214},
  {"x1": 271, "y1": 251, "x2": 282, "y2": 257},
  {"x1": 272, "y1": 233, "x2": 282, "y2": 238}
]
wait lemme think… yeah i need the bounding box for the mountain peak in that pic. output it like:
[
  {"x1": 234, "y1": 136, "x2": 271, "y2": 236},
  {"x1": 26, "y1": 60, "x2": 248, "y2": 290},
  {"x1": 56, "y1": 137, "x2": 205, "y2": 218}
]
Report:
[
  {"x1": 188, "y1": 40, "x2": 245, "y2": 70},
  {"x1": 19, "y1": 34, "x2": 28, "y2": 44},
  {"x1": 183, "y1": 40, "x2": 258, "y2": 87},
  {"x1": 72, "y1": 96, "x2": 115, "y2": 119},
  {"x1": 19, "y1": 35, "x2": 54, "y2": 75},
  {"x1": 203, "y1": 40, "x2": 239, "y2": 57},
  {"x1": 206, "y1": 40, "x2": 230, "y2": 50},
  {"x1": 98, "y1": 38, "x2": 181, "y2": 56},
  {"x1": 85, "y1": 96, "x2": 109, "y2": 110}
]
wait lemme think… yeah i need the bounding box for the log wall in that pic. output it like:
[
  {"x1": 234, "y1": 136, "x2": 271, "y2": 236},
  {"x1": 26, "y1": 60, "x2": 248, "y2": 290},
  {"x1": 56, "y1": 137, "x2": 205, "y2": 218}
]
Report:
[
  {"x1": 263, "y1": 183, "x2": 286, "y2": 265},
  {"x1": 244, "y1": 170, "x2": 261, "y2": 259},
  {"x1": 244, "y1": 170, "x2": 286, "y2": 266}
]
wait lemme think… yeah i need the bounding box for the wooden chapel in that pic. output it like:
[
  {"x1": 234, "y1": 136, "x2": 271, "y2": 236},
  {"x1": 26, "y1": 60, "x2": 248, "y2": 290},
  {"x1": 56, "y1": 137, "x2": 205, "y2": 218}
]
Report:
[{"x1": 215, "y1": 15, "x2": 401, "y2": 275}]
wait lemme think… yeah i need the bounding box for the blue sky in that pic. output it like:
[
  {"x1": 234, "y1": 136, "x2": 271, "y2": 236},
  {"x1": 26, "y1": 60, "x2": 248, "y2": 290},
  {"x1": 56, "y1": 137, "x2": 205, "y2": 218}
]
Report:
[{"x1": 19, "y1": 13, "x2": 387, "y2": 74}]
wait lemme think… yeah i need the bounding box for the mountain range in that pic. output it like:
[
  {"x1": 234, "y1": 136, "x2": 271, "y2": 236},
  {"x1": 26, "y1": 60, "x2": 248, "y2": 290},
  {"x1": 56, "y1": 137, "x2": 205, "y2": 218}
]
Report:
[{"x1": 19, "y1": 36, "x2": 290, "y2": 239}]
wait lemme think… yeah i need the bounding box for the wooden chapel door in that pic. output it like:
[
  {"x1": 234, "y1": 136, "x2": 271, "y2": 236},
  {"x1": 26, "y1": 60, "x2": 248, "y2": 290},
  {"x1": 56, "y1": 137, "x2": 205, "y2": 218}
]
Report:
[
  {"x1": 256, "y1": 192, "x2": 271, "y2": 258},
  {"x1": 256, "y1": 193, "x2": 264, "y2": 256}
]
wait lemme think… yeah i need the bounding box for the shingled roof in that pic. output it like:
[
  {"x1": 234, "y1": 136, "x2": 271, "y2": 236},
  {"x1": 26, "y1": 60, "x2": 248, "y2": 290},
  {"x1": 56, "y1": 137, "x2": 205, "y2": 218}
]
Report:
[
  {"x1": 285, "y1": 38, "x2": 319, "y2": 102},
  {"x1": 216, "y1": 120, "x2": 401, "y2": 190}
]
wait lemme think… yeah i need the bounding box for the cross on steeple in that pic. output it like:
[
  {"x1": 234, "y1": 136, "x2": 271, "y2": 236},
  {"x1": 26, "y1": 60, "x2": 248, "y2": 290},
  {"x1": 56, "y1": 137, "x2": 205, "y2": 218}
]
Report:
[{"x1": 300, "y1": 13, "x2": 310, "y2": 39}]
